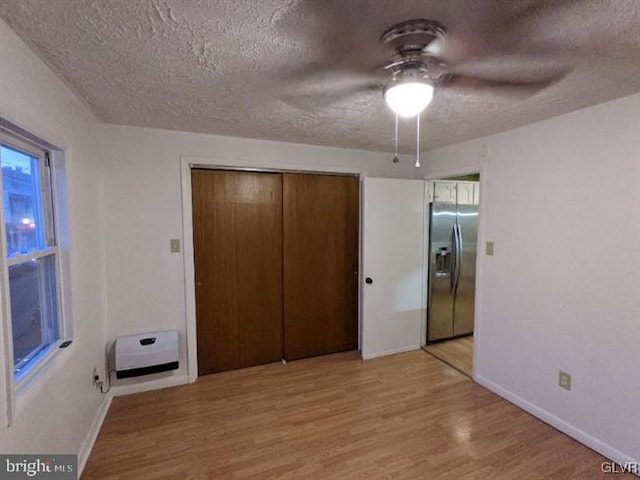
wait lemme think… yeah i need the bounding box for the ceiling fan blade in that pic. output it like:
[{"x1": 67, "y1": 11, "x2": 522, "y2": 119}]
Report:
[
  {"x1": 440, "y1": 71, "x2": 567, "y2": 96},
  {"x1": 279, "y1": 72, "x2": 384, "y2": 111},
  {"x1": 273, "y1": 0, "x2": 385, "y2": 74},
  {"x1": 501, "y1": 0, "x2": 640, "y2": 61},
  {"x1": 280, "y1": 88, "x2": 381, "y2": 113},
  {"x1": 440, "y1": 0, "x2": 573, "y2": 65},
  {"x1": 282, "y1": 67, "x2": 386, "y2": 97},
  {"x1": 320, "y1": 21, "x2": 387, "y2": 73}
]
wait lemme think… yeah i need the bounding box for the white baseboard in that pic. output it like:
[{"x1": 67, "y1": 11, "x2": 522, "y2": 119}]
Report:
[
  {"x1": 78, "y1": 394, "x2": 112, "y2": 476},
  {"x1": 362, "y1": 344, "x2": 420, "y2": 360},
  {"x1": 475, "y1": 374, "x2": 639, "y2": 472},
  {"x1": 112, "y1": 374, "x2": 189, "y2": 397}
]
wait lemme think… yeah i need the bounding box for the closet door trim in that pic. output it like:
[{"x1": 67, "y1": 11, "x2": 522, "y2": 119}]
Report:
[{"x1": 189, "y1": 164, "x2": 360, "y2": 177}]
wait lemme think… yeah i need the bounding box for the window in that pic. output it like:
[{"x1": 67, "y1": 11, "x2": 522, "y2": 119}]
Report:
[{"x1": 0, "y1": 133, "x2": 62, "y2": 383}]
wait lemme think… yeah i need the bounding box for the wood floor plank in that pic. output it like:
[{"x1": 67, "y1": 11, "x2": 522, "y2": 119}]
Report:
[{"x1": 83, "y1": 351, "x2": 629, "y2": 479}]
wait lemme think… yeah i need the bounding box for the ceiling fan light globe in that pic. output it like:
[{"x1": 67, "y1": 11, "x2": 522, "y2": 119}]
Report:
[{"x1": 384, "y1": 82, "x2": 434, "y2": 118}]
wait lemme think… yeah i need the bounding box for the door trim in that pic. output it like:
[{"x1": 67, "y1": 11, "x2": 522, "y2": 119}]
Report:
[
  {"x1": 423, "y1": 162, "x2": 488, "y2": 382},
  {"x1": 189, "y1": 164, "x2": 359, "y2": 177},
  {"x1": 180, "y1": 156, "x2": 363, "y2": 382}
]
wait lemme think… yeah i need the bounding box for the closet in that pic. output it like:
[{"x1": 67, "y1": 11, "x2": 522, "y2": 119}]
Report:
[{"x1": 192, "y1": 169, "x2": 359, "y2": 375}]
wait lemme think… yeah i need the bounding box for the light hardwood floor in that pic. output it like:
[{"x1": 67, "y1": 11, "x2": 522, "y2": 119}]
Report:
[
  {"x1": 423, "y1": 335, "x2": 474, "y2": 377},
  {"x1": 83, "y1": 350, "x2": 627, "y2": 479}
]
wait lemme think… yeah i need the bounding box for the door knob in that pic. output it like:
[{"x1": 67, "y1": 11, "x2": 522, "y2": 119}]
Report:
[{"x1": 365, "y1": 277, "x2": 373, "y2": 284}]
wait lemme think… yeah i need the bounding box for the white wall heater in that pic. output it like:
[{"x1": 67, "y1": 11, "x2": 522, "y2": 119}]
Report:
[{"x1": 115, "y1": 330, "x2": 179, "y2": 379}]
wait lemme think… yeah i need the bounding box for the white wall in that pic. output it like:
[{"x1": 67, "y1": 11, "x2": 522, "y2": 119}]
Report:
[
  {"x1": 0, "y1": 18, "x2": 108, "y2": 469},
  {"x1": 424, "y1": 93, "x2": 640, "y2": 463},
  {"x1": 100, "y1": 124, "x2": 421, "y2": 391}
]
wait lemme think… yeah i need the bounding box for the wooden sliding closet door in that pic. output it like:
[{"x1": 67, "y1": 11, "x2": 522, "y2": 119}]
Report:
[
  {"x1": 283, "y1": 174, "x2": 359, "y2": 361},
  {"x1": 192, "y1": 170, "x2": 283, "y2": 375}
]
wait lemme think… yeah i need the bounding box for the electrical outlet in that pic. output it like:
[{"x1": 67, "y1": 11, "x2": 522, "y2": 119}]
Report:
[
  {"x1": 559, "y1": 370, "x2": 571, "y2": 390},
  {"x1": 170, "y1": 238, "x2": 181, "y2": 253},
  {"x1": 486, "y1": 241, "x2": 494, "y2": 256},
  {"x1": 92, "y1": 367, "x2": 108, "y2": 394}
]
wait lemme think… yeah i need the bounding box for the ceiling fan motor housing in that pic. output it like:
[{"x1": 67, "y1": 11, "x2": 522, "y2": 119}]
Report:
[
  {"x1": 380, "y1": 18, "x2": 446, "y2": 56},
  {"x1": 381, "y1": 18, "x2": 447, "y2": 86}
]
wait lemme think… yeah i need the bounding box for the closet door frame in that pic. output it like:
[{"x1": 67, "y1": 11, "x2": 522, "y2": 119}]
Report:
[{"x1": 180, "y1": 158, "x2": 362, "y2": 382}]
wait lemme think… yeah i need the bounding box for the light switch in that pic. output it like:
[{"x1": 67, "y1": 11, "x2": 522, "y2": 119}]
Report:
[
  {"x1": 170, "y1": 238, "x2": 181, "y2": 253},
  {"x1": 486, "y1": 241, "x2": 494, "y2": 256}
]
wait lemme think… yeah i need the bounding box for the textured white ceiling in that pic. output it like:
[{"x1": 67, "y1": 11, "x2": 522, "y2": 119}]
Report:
[{"x1": 1, "y1": 0, "x2": 639, "y2": 152}]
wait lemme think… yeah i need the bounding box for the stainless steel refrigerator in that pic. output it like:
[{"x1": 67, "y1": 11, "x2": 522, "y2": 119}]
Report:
[{"x1": 427, "y1": 181, "x2": 479, "y2": 342}]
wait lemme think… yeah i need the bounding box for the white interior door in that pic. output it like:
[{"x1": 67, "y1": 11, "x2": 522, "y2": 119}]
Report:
[{"x1": 361, "y1": 178, "x2": 426, "y2": 359}]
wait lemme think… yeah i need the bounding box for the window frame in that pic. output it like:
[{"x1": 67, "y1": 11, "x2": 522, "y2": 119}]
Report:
[{"x1": 0, "y1": 127, "x2": 69, "y2": 418}]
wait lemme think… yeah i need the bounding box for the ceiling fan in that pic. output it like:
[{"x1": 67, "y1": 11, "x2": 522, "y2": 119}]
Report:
[
  {"x1": 279, "y1": 4, "x2": 573, "y2": 165},
  {"x1": 281, "y1": 2, "x2": 573, "y2": 119},
  {"x1": 378, "y1": 18, "x2": 564, "y2": 118}
]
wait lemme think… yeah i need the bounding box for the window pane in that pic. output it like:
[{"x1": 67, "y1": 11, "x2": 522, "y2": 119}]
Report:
[
  {"x1": 1, "y1": 145, "x2": 45, "y2": 257},
  {"x1": 9, "y1": 255, "x2": 60, "y2": 377}
]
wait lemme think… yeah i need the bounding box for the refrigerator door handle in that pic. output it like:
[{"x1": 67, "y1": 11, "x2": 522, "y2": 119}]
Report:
[
  {"x1": 453, "y1": 223, "x2": 462, "y2": 294},
  {"x1": 450, "y1": 224, "x2": 457, "y2": 294}
]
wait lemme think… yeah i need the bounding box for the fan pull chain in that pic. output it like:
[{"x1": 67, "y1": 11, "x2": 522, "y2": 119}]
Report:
[
  {"x1": 392, "y1": 114, "x2": 399, "y2": 163},
  {"x1": 415, "y1": 113, "x2": 421, "y2": 168}
]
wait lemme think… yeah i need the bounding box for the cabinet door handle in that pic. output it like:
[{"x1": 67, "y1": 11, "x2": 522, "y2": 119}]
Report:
[{"x1": 365, "y1": 277, "x2": 373, "y2": 285}]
